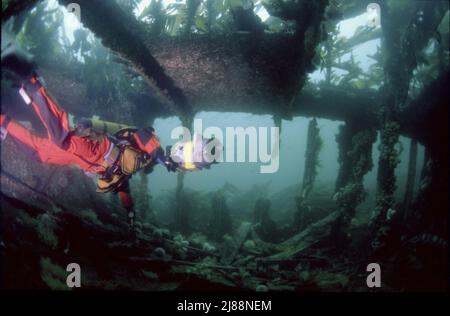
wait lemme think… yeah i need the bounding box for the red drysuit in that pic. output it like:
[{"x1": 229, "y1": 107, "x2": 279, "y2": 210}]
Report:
[
  {"x1": 1, "y1": 76, "x2": 137, "y2": 208},
  {"x1": 1, "y1": 77, "x2": 112, "y2": 172}
]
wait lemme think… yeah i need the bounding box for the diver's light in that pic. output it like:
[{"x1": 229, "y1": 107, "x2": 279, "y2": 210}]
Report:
[{"x1": 170, "y1": 119, "x2": 280, "y2": 174}]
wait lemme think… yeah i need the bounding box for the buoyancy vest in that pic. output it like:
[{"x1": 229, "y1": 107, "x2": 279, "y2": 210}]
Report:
[{"x1": 95, "y1": 128, "x2": 160, "y2": 193}]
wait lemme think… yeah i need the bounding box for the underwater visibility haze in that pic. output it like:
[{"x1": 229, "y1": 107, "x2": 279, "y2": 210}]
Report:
[{"x1": 0, "y1": 0, "x2": 448, "y2": 293}]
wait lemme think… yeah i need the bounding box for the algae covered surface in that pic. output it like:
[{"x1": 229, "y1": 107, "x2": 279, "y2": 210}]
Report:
[{"x1": 1, "y1": 0, "x2": 448, "y2": 292}]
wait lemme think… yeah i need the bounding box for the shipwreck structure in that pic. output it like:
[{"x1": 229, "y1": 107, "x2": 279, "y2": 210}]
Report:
[{"x1": 1, "y1": 0, "x2": 448, "y2": 291}]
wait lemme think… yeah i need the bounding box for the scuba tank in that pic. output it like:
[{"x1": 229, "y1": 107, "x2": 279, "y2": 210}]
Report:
[
  {"x1": 91, "y1": 117, "x2": 133, "y2": 136},
  {"x1": 74, "y1": 116, "x2": 134, "y2": 136}
]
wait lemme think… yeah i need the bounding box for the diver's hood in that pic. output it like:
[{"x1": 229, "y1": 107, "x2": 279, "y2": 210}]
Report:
[{"x1": 169, "y1": 134, "x2": 221, "y2": 171}]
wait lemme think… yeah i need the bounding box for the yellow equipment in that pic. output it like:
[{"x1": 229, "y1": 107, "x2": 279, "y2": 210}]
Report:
[{"x1": 90, "y1": 117, "x2": 135, "y2": 135}]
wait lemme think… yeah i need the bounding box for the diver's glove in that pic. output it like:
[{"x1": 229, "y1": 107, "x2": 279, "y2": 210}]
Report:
[
  {"x1": 154, "y1": 147, "x2": 178, "y2": 172},
  {"x1": 1, "y1": 30, "x2": 36, "y2": 79},
  {"x1": 164, "y1": 156, "x2": 178, "y2": 172}
]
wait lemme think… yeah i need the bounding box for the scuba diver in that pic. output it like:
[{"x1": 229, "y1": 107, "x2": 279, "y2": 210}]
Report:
[{"x1": 1, "y1": 31, "x2": 216, "y2": 230}]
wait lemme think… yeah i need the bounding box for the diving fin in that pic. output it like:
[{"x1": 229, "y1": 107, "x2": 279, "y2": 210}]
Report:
[{"x1": 1, "y1": 29, "x2": 35, "y2": 78}]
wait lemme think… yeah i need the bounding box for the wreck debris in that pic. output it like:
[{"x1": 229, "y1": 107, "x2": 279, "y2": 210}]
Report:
[
  {"x1": 220, "y1": 222, "x2": 252, "y2": 265},
  {"x1": 333, "y1": 124, "x2": 376, "y2": 246},
  {"x1": 57, "y1": 0, "x2": 192, "y2": 117},
  {"x1": 371, "y1": 1, "x2": 448, "y2": 250},
  {"x1": 269, "y1": 211, "x2": 341, "y2": 261},
  {"x1": 0, "y1": 0, "x2": 448, "y2": 293},
  {"x1": 174, "y1": 172, "x2": 189, "y2": 234},
  {"x1": 295, "y1": 118, "x2": 322, "y2": 231},
  {"x1": 335, "y1": 123, "x2": 356, "y2": 193},
  {"x1": 402, "y1": 139, "x2": 418, "y2": 220},
  {"x1": 208, "y1": 191, "x2": 232, "y2": 242},
  {"x1": 253, "y1": 198, "x2": 278, "y2": 242}
]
